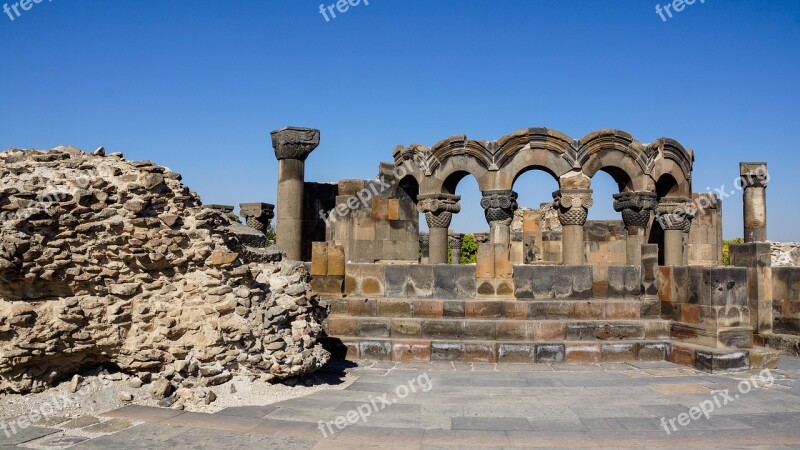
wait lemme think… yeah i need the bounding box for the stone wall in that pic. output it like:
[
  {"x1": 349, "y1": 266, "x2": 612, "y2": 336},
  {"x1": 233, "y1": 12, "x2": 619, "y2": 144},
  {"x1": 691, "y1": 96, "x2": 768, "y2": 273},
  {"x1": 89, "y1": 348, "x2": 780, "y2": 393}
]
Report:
[
  {"x1": 772, "y1": 242, "x2": 800, "y2": 267},
  {"x1": 302, "y1": 182, "x2": 338, "y2": 261},
  {"x1": 338, "y1": 263, "x2": 644, "y2": 302},
  {"x1": 658, "y1": 266, "x2": 752, "y2": 349},
  {"x1": 0, "y1": 147, "x2": 328, "y2": 394},
  {"x1": 772, "y1": 267, "x2": 800, "y2": 334},
  {"x1": 323, "y1": 163, "x2": 419, "y2": 263},
  {"x1": 687, "y1": 193, "x2": 723, "y2": 266}
]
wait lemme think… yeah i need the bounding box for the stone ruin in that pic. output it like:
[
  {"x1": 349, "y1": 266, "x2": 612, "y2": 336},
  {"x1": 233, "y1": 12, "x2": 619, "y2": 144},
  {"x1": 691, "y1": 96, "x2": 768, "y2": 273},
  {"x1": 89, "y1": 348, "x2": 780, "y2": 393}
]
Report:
[
  {"x1": 2, "y1": 124, "x2": 799, "y2": 396},
  {"x1": 0, "y1": 147, "x2": 328, "y2": 394},
  {"x1": 267, "y1": 126, "x2": 799, "y2": 370}
]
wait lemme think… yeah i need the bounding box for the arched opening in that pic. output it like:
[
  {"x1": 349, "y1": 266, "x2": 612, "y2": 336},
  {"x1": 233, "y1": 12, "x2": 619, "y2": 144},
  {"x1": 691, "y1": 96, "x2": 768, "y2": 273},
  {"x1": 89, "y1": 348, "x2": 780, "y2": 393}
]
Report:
[
  {"x1": 588, "y1": 168, "x2": 632, "y2": 221},
  {"x1": 441, "y1": 172, "x2": 483, "y2": 234},
  {"x1": 511, "y1": 167, "x2": 561, "y2": 264},
  {"x1": 655, "y1": 174, "x2": 680, "y2": 198},
  {"x1": 587, "y1": 169, "x2": 630, "y2": 266},
  {"x1": 397, "y1": 174, "x2": 419, "y2": 205},
  {"x1": 650, "y1": 174, "x2": 681, "y2": 264}
]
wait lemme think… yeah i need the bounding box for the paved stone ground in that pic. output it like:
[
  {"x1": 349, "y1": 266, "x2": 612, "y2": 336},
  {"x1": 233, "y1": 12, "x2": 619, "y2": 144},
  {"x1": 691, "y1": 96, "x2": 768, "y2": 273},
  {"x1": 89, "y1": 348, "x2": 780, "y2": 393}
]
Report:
[{"x1": 3, "y1": 358, "x2": 800, "y2": 449}]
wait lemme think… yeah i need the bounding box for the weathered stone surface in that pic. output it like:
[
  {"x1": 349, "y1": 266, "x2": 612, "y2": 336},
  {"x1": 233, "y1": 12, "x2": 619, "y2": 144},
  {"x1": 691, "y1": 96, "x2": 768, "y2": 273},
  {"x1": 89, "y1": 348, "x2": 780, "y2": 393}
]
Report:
[
  {"x1": 0, "y1": 147, "x2": 329, "y2": 393},
  {"x1": 432, "y1": 265, "x2": 476, "y2": 299},
  {"x1": 514, "y1": 265, "x2": 592, "y2": 300}
]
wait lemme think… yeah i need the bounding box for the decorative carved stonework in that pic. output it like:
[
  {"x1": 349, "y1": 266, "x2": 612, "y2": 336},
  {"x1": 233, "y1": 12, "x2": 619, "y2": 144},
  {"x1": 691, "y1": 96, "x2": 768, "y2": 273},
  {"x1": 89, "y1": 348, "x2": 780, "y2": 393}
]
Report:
[
  {"x1": 739, "y1": 162, "x2": 769, "y2": 189},
  {"x1": 419, "y1": 233, "x2": 430, "y2": 250},
  {"x1": 552, "y1": 189, "x2": 593, "y2": 226},
  {"x1": 656, "y1": 197, "x2": 694, "y2": 231},
  {"x1": 448, "y1": 233, "x2": 464, "y2": 250},
  {"x1": 270, "y1": 127, "x2": 321, "y2": 161},
  {"x1": 613, "y1": 191, "x2": 657, "y2": 228},
  {"x1": 480, "y1": 190, "x2": 518, "y2": 225},
  {"x1": 418, "y1": 193, "x2": 461, "y2": 229},
  {"x1": 239, "y1": 202, "x2": 275, "y2": 232}
]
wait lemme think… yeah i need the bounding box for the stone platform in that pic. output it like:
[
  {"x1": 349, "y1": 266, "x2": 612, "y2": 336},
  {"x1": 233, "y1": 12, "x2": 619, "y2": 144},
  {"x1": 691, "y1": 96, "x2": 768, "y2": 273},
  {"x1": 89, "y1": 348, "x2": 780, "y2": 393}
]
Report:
[
  {"x1": 322, "y1": 296, "x2": 779, "y2": 372},
  {"x1": 5, "y1": 358, "x2": 800, "y2": 449}
]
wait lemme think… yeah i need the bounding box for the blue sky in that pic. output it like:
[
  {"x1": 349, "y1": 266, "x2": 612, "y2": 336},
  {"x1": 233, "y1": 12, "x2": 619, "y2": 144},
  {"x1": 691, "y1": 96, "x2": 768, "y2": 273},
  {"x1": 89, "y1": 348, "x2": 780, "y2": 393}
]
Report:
[{"x1": 1, "y1": 0, "x2": 798, "y2": 239}]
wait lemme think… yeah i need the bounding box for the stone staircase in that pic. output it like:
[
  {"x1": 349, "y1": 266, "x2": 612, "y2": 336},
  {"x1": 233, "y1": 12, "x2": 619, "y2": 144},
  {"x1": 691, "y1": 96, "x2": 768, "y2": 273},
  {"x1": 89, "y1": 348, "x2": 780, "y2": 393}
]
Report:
[
  {"x1": 322, "y1": 297, "x2": 675, "y2": 364},
  {"x1": 321, "y1": 296, "x2": 781, "y2": 371}
]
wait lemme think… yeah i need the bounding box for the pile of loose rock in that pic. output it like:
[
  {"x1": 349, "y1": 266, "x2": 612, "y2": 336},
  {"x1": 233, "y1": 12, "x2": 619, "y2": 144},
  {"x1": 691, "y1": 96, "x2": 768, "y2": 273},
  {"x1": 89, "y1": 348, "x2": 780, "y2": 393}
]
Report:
[
  {"x1": 771, "y1": 242, "x2": 800, "y2": 267},
  {"x1": 0, "y1": 147, "x2": 329, "y2": 398}
]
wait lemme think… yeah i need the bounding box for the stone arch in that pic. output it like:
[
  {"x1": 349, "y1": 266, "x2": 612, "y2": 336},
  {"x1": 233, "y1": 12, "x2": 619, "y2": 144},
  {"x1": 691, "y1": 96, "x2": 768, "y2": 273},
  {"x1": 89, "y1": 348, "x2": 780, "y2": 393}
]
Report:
[
  {"x1": 646, "y1": 138, "x2": 693, "y2": 196},
  {"x1": 577, "y1": 129, "x2": 649, "y2": 192},
  {"x1": 495, "y1": 128, "x2": 575, "y2": 191}
]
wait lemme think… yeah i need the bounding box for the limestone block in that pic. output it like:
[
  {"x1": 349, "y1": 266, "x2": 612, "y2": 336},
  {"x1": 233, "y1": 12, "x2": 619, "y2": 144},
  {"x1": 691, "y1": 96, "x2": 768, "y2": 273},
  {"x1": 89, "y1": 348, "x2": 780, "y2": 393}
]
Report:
[
  {"x1": 387, "y1": 199, "x2": 400, "y2": 220},
  {"x1": 494, "y1": 244, "x2": 513, "y2": 279},
  {"x1": 475, "y1": 243, "x2": 495, "y2": 279},
  {"x1": 371, "y1": 197, "x2": 388, "y2": 220},
  {"x1": 327, "y1": 243, "x2": 345, "y2": 276},
  {"x1": 310, "y1": 242, "x2": 328, "y2": 276}
]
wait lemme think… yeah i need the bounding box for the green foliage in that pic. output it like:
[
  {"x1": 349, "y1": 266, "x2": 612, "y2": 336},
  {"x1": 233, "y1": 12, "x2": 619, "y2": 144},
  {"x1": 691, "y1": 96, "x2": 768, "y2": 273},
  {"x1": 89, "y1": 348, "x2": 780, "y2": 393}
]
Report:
[
  {"x1": 722, "y1": 237, "x2": 744, "y2": 266},
  {"x1": 459, "y1": 233, "x2": 479, "y2": 264},
  {"x1": 265, "y1": 225, "x2": 276, "y2": 243}
]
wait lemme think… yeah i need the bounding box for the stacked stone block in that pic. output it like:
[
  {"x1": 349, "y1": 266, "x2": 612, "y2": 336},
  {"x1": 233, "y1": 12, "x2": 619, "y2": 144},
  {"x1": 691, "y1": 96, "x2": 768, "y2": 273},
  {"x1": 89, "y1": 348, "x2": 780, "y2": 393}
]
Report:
[
  {"x1": 475, "y1": 243, "x2": 514, "y2": 297},
  {"x1": 329, "y1": 170, "x2": 419, "y2": 263},
  {"x1": 658, "y1": 266, "x2": 753, "y2": 349},
  {"x1": 310, "y1": 242, "x2": 345, "y2": 294},
  {"x1": 687, "y1": 193, "x2": 722, "y2": 266},
  {"x1": 730, "y1": 242, "x2": 773, "y2": 335}
]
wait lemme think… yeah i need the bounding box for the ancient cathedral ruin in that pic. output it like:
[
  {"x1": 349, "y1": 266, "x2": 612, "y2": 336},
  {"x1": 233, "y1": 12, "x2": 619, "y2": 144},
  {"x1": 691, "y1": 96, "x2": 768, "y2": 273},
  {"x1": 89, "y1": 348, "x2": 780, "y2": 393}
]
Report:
[{"x1": 268, "y1": 126, "x2": 797, "y2": 371}]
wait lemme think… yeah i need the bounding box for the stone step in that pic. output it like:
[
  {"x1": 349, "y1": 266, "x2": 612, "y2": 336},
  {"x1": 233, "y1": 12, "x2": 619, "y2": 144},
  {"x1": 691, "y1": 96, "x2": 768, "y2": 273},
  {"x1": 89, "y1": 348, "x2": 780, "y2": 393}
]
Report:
[
  {"x1": 326, "y1": 297, "x2": 658, "y2": 320},
  {"x1": 669, "y1": 342, "x2": 780, "y2": 373},
  {"x1": 759, "y1": 332, "x2": 800, "y2": 358},
  {"x1": 325, "y1": 316, "x2": 671, "y2": 341},
  {"x1": 321, "y1": 337, "x2": 671, "y2": 364}
]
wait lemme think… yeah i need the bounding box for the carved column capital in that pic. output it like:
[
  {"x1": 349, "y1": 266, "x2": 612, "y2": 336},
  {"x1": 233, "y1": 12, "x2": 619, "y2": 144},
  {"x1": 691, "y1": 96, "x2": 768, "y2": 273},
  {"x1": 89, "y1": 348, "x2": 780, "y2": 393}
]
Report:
[
  {"x1": 270, "y1": 127, "x2": 320, "y2": 161},
  {"x1": 448, "y1": 233, "x2": 464, "y2": 250},
  {"x1": 656, "y1": 196, "x2": 695, "y2": 231},
  {"x1": 613, "y1": 191, "x2": 657, "y2": 228},
  {"x1": 480, "y1": 190, "x2": 518, "y2": 226},
  {"x1": 419, "y1": 233, "x2": 430, "y2": 250},
  {"x1": 553, "y1": 189, "x2": 593, "y2": 226},
  {"x1": 239, "y1": 202, "x2": 275, "y2": 232},
  {"x1": 739, "y1": 162, "x2": 769, "y2": 189},
  {"x1": 418, "y1": 193, "x2": 461, "y2": 229}
]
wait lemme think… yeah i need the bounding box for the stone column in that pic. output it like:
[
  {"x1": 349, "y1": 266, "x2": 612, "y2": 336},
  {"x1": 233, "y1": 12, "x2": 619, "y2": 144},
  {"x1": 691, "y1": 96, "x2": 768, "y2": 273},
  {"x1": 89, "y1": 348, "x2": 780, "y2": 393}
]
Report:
[
  {"x1": 553, "y1": 189, "x2": 593, "y2": 265},
  {"x1": 239, "y1": 202, "x2": 275, "y2": 233},
  {"x1": 271, "y1": 127, "x2": 320, "y2": 261},
  {"x1": 655, "y1": 197, "x2": 693, "y2": 266},
  {"x1": 419, "y1": 234, "x2": 430, "y2": 264},
  {"x1": 613, "y1": 191, "x2": 657, "y2": 265},
  {"x1": 740, "y1": 162, "x2": 769, "y2": 243},
  {"x1": 480, "y1": 190, "x2": 518, "y2": 245},
  {"x1": 418, "y1": 194, "x2": 461, "y2": 264},
  {"x1": 449, "y1": 233, "x2": 464, "y2": 264}
]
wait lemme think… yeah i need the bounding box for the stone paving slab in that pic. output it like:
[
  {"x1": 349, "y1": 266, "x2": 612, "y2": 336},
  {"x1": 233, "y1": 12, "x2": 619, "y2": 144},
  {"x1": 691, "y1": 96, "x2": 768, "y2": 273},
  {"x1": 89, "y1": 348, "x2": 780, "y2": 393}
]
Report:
[
  {"x1": 4, "y1": 358, "x2": 800, "y2": 448},
  {"x1": 0, "y1": 426, "x2": 59, "y2": 446},
  {"x1": 214, "y1": 405, "x2": 279, "y2": 418}
]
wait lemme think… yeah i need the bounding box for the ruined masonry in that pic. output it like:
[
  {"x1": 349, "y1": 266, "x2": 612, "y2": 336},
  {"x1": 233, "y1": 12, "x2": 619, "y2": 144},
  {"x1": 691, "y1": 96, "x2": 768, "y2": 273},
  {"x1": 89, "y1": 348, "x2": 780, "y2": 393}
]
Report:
[
  {"x1": 0, "y1": 147, "x2": 328, "y2": 395},
  {"x1": 273, "y1": 126, "x2": 799, "y2": 372}
]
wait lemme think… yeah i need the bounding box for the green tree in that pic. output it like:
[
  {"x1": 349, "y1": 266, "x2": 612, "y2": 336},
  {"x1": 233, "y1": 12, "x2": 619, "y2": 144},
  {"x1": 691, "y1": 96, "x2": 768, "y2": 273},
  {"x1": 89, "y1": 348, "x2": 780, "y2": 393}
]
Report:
[
  {"x1": 722, "y1": 237, "x2": 744, "y2": 266},
  {"x1": 265, "y1": 225, "x2": 276, "y2": 243},
  {"x1": 459, "y1": 233, "x2": 479, "y2": 264}
]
